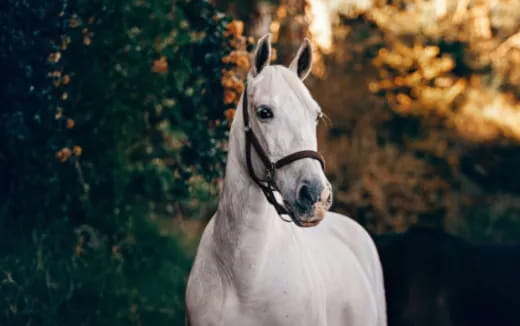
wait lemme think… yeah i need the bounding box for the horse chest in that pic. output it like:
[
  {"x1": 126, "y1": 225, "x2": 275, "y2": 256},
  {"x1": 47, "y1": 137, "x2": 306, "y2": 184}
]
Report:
[
  {"x1": 219, "y1": 240, "x2": 376, "y2": 325},
  {"x1": 187, "y1": 217, "x2": 384, "y2": 326},
  {"x1": 220, "y1": 269, "x2": 326, "y2": 326}
]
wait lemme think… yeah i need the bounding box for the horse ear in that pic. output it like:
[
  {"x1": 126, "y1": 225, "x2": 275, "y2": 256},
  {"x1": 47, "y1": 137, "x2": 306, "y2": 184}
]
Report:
[
  {"x1": 250, "y1": 33, "x2": 272, "y2": 77},
  {"x1": 289, "y1": 38, "x2": 313, "y2": 80}
]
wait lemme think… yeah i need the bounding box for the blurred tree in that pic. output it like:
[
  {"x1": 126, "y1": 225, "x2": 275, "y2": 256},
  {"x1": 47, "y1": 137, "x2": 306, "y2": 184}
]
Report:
[
  {"x1": 364, "y1": 0, "x2": 520, "y2": 239},
  {"x1": 0, "y1": 0, "x2": 240, "y2": 324}
]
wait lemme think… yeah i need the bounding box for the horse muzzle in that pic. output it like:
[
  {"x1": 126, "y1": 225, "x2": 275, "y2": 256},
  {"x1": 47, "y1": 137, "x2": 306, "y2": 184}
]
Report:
[{"x1": 291, "y1": 181, "x2": 332, "y2": 227}]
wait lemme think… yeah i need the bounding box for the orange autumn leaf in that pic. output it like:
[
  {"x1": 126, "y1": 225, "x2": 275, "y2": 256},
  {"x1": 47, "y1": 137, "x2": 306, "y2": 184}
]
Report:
[
  {"x1": 225, "y1": 20, "x2": 244, "y2": 38},
  {"x1": 221, "y1": 75, "x2": 234, "y2": 88},
  {"x1": 55, "y1": 107, "x2": 63, "y2": 119},
  {"x1": 235, "y1": 54, "x2": 250, "y2": 70},
  {"x1": 223, "y1": 90, "x2": 237, "y2": 104},
  {"x1": 56, "y1": 147, "x2": 72, "y2": 162},
  {"x1": 69, "y1": 16, "x2": 81, "y2": 28},
  {"x1": 152, "y1": 57, "x2": 168, "y2": 73},
  {"x1": 222, "y1": 50, "x2": 250, "y2": 67},
  {"x1": 83, "y1": 35, "x2": 91, "y2": 46},
  {"x1": 48, "y1": 52, "x2": 61, "y2": 63},
  {"x1": 224, "y1": 108, "x2": 236, "y2": 123},
  {"x1": 61, "y1": 35, "x2": 71, "y2": 50},
  {"x1": 66, "y1": 118, "x2": 75, "y2": 129},
  {"x1": 73, "y1": 145, "x2": 83, "y2": 156}
]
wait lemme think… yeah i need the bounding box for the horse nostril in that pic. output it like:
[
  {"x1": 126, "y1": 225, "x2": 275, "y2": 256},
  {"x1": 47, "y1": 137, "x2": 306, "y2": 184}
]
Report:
[{"x1": 298, "y1": 184, "x2": 315, "y2": 206}]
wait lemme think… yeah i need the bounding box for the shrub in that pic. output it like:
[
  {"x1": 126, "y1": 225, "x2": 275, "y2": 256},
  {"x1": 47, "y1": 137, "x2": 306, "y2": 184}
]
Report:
[{"x1": 0, "y1": 0, "x2": 238, "y2": 324}]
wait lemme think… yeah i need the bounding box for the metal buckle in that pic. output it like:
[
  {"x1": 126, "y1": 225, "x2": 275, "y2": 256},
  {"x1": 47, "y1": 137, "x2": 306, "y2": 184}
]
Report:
[{"x1": 265, "y1": 163, "x2": 275, "y2": 182}]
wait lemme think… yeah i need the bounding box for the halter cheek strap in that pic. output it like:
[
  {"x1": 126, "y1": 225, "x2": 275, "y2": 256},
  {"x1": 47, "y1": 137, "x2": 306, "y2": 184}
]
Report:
[{"x1": 242, "y1": 85, "x2": 326, "y2": 223}]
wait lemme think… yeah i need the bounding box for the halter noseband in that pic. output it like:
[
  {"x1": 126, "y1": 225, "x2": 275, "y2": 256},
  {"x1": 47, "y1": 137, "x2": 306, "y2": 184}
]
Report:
[{"x1": 242, "y1": 85, "x2": 325, "y2": 224}]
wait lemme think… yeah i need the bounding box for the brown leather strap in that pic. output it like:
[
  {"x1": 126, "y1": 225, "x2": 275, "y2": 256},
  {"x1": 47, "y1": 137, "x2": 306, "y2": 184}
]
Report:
[
  {"x1": 275, "y1": 150, "x2": 325, "y2": 170},
  {"x1": 243, "y1": 84, "x2": 274, "y2": 181},
  {"x1": 246, "y1": 130, "x2": 273, "y2": 171}
]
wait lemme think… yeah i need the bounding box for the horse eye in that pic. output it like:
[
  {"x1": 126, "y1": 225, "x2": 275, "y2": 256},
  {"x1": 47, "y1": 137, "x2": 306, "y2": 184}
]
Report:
[{"x1": 256, "y1": 105, "x2": 274, "y2": 120}]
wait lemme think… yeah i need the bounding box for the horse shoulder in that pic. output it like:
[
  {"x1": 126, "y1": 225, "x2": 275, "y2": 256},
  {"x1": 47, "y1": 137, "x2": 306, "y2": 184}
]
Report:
[
  {"x1": 325, "y1": 211, "x2": 387, "y2": 325},
  {"x1": 186, "y1": 216, "x2": 227, "y2": 325}
]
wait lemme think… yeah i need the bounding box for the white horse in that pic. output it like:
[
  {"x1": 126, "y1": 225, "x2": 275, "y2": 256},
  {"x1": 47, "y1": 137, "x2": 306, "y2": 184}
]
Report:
[{"x1": 186, "y1": 34, "x2": 386, "y2": 326}]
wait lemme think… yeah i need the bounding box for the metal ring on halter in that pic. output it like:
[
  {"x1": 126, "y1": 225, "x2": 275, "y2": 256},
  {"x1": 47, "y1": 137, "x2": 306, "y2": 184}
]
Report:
[{"x1": 265, "y1": 163, "x2": 275, "y2": 182}]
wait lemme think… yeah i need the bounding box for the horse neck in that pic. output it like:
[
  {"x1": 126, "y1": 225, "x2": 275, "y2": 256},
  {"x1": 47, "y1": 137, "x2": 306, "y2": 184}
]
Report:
[{"x1": 213, "y1": 99, "x2": 284, "y2": 287}]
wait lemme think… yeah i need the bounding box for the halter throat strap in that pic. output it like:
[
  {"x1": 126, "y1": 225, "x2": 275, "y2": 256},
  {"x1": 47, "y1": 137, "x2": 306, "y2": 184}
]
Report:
[{"x1": 241, "y1": 85, "x2": 325, "y2": 221}]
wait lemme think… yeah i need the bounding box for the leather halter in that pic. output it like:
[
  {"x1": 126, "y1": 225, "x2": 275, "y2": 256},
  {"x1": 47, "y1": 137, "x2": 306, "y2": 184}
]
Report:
[{"x1": 242, "y1": 85, "x2": 325, "y2": 223}]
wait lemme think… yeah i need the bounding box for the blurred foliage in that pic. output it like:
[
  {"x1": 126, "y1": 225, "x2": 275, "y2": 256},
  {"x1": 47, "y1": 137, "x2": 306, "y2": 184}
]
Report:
[
  {"x1": 0, "y1": 0, "x2": 238, "y2": 324},
  {"x1": 300, "y1": 0, "x2": 520, "y2": 241},
  {"x1": 369, "y1": 0, "x2": 520, "y2": 143}
]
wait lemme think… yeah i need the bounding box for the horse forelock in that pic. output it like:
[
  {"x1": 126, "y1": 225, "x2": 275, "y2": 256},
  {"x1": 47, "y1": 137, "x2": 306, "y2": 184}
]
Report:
[{"x1": 248, "y1": 65, "x2": 321, "y2": 116}]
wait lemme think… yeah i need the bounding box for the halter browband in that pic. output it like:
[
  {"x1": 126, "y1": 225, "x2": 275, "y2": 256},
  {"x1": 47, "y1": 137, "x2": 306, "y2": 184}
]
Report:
[{"x1": 242, "y1": 84, "x2": 325, "y2": 224}]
